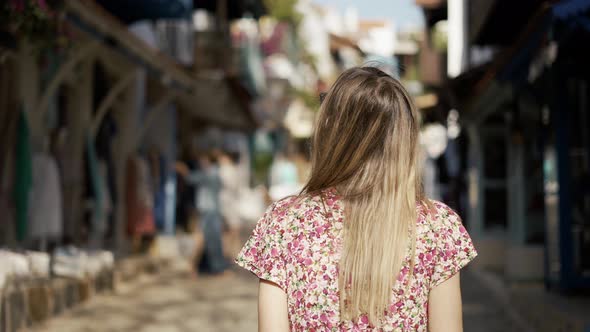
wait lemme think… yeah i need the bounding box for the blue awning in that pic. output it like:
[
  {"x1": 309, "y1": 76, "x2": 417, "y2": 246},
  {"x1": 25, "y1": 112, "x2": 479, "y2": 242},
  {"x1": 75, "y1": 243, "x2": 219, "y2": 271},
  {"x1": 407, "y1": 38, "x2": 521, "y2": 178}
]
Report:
[
  {"x1": 497, "y1": 14, "x2": 551, "y2": 85},
  {"x1": 553, "y1": 0, "x2": 590, "y2": 20},
  {"x1": 96, "y1": 0, "x2": 193, "y2": 23},
  {"x1": 498, "y1": 0, "x2": 590, "y2": 84}
]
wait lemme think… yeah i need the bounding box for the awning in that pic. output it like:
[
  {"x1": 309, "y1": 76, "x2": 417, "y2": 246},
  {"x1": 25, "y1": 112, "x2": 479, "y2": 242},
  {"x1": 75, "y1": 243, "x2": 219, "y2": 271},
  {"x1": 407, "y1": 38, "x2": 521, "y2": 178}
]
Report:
[
  {"x1": 329, "y1": 33, "x2": 365, "y2": 56},
  {"x1": 65, "y1": 0, "x2": 195, "y2": 89},
  {"x1": 437, "y1": 0, "x2": 590, "y2": 124},
  {"x1": 473, "y1": 0, "x2": 545, "y2": 46},
  {"x1": 471, "y1": 0, "x2": 590, "y2": 89},
  {"x1": 415, "y1": 0, "x2": 447, "y2": 27},
  {"x1": 553, "y1": 0, "x2": 590, "y2": 20},
  {"x1": 193, "y1": 0, "x2": 266, "y2": 20},
  {"x1": 67, "y1": 0, "x2": 257, "y2": 131},
  {"x1": 177, "y1": 77, "x2": 256, "y2": 130},
  {"x1": 96, "y1": 0, "x2": 192, "y2": 23}
]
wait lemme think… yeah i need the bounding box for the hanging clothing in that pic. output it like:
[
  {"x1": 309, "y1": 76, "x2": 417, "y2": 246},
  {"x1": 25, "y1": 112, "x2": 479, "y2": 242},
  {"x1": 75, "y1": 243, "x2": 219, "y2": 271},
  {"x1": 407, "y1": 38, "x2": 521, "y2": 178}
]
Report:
[
  {"x1": 0, "y1": 192, "x2": 15, "y2": 246},
  {"x1": 0, "y1": 109, "x2": 18, "y2": 246},
  {"x1": 13, "y1": 112, "x2": 33, "y2": 241},
  {"x1": 86, "y1": 137, "x2": 112, "y2": 246},
  {"x1": 151, "y1": 154, "x2": 167, "y2": 231},
  {"x1": 159, "y1": 105, "x2": 178, "y2": 235},
  {"x1": 94, "y1": 112, "x2": 117, "y2": 233},
  {"x1": 155, "y1": 19, "x2": 194, "y2": 65},
  {"x1": 28, "y1": 152, "x2": 63, "y2": 240},
  {"x1": 126, "y1": 156, "x2": 156, "y2": 237},
  {"x1": 87, "y1": 137, "x2": 104, "y2": 229}
]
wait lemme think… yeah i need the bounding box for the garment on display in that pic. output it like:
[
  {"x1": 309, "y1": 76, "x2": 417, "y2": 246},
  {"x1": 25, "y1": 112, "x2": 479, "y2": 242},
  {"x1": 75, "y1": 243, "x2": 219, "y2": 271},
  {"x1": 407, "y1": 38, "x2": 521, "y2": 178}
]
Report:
[
  {"x1": 28, "y1": 152, "x2": 63, "y2": 242},
  {"x1": 13, "y1": 112, "x2": 33, "y2": 242},
  {"x1": 126, "y1": 156, "x2": 156, "y2": 237}
]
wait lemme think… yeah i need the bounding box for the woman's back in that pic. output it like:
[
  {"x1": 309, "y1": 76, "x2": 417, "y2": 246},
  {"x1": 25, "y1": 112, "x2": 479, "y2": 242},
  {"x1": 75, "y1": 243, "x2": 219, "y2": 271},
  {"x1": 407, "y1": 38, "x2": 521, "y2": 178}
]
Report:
[
  {"x1": 236, "y1": 189, "x2": 476, "y2": 331},
  {"x1": 237, "y1": 66, "x2": 476, "y2": 331}
]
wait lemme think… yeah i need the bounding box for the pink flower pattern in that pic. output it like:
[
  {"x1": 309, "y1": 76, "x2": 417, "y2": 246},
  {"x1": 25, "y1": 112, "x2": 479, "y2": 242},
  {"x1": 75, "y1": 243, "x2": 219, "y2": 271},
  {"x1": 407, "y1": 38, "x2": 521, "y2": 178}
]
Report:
[{"x1": 236, "y1": 189, "x2": 477, "y2": 331}]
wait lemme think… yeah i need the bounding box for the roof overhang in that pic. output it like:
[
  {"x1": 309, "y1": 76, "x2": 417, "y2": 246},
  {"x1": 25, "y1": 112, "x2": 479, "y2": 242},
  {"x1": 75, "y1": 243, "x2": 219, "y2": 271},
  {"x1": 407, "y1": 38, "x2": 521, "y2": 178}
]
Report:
[
  {"x1": 415, "y1": 0, "x2": 447, "y2": 27},
  {"x1": 177, "y1": 77, "x2": 256, "y2": 131},
  {"x1": 65, "y1": 0, "x2": 194, "y2": 90}
]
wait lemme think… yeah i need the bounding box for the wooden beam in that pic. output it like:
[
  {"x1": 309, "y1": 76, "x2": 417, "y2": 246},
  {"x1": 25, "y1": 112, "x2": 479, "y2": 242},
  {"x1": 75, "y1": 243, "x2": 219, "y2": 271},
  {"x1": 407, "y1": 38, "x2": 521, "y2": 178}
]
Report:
[
  {"x1": 36, "y1": 41, "x2": 100, "y2": 118},
  {"x1": 463, "y1": 81, "x2": 513, "y2": 125},
  {"x1": 415, "y1": 0, "x2": 444, "y2": 9},
  {"x1": 61, "y1": 58, "x2": 94, "y2": 244},
  {"x1": 473, "y1": 3, "x2": 551, "y2": 97},
  {"x1": 18, "y1": 42, "x2": 41, "y2": 143},
  {"x1": 135, "y1": 90, "x2": 177, "y2": 147},
  {"x1": 90, "y1": 69, "x2": 136, "y2": 138},
  {"x1": 96, "y1": 46, "x2": 132, "y2": 76},
  {"x1": 329, "y1": 33, "x2": 365, "y2": 56},
  {"x1": 64, "y1": 0, "x2": 194, "y2": 89},
  {"x1": 111, "y1": 74, "x2": 139, "y2": 254}
]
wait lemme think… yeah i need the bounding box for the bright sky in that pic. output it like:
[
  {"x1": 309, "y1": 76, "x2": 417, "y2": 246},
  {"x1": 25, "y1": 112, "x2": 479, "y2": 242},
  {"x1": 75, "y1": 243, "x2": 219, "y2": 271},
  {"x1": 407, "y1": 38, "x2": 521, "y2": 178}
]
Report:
[{"x1": 312, "y1": 0, "x2": 424, "y2": 30}]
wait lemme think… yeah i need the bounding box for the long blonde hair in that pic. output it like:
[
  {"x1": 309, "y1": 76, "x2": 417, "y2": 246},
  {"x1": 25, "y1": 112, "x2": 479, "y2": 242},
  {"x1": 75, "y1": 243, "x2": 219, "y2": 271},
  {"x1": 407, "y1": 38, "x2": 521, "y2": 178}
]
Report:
[{"x1": 302, "y1": 67, "x2": 426, "y2": 325}]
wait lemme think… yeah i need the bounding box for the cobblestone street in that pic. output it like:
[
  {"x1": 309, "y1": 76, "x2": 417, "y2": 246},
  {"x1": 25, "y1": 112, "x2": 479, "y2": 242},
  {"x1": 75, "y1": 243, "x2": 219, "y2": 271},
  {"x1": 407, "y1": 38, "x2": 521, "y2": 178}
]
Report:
[{"x1": 32, "y1": 261, "x2": 525, "y2": 332}]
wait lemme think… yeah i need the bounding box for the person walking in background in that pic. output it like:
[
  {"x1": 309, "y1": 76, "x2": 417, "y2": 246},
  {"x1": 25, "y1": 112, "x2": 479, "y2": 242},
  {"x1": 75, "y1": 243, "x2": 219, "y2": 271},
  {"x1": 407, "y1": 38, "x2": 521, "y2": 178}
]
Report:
[
  {"x1": 218, "y1": 150, "x2": 242, "y2": 259},
  {"x1": 176, "y1": 150, "x2": 229, "y2": 276},
  {"x1": 236, "y1": 67, "x2": 477, "y2": 331}
]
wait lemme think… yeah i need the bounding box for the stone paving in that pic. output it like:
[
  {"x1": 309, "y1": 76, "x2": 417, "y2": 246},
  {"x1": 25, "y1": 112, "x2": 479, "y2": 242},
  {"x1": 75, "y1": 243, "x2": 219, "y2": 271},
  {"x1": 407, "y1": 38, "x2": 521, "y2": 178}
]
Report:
[
  {"x1": 462, "y1": 271, "x2": 524, "y2": 332},
  {"x1": 33, "y1": 263, "x2": 524, "y2": 332}
]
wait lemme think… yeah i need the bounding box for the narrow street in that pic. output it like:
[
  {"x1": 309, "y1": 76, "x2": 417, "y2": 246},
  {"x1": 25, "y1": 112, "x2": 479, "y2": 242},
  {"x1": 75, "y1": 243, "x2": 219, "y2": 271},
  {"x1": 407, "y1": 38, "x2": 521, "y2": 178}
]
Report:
[
  {"x1": 33, "y1": 261, "x2": 259, "y2": 332},
  {"x1": 461, "y1": 271, "x2": 523, "y2": 332},
  {"x1": 32, "y1": 262, "x2": 523, "y2": 332}
]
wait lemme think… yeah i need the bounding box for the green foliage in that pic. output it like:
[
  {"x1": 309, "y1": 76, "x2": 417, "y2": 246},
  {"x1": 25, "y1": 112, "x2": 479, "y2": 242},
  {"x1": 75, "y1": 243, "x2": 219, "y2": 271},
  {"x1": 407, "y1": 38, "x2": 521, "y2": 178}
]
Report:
[
  {"x1": 292, "y1": 87, "x2": 320, "y2": 112},
  {"x1": 263, "y1": 0, "x2": 301, "y2": 26},
  {"x1": 299, "y1": 48, "x2": 318, "y2": 73},
  {"x1": 1, "y1": 0, "x2": 68, "y2": 52},
  {"x1": 431, "y1": 23, "x2": 447, "y2": 52},
  {"x1": 263, "y1": 0, "x2": 320, "y2": 111},
  {"x1": 404, "y1": 64, "x2": 418, "y2": 81},
  {"x1": 253, "y1": 152, "x2": 274, "y2": 186}
]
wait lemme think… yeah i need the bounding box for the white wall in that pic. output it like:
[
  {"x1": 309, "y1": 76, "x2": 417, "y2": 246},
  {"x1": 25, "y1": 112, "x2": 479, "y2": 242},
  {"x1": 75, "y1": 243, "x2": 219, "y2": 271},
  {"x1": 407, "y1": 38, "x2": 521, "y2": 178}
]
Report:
[
  {"x1": 447, "y1": 0, "x2": 467, "y2": 77},
  {"x1": 296, "y1": 0, "x2": 336, "y2": 81}
]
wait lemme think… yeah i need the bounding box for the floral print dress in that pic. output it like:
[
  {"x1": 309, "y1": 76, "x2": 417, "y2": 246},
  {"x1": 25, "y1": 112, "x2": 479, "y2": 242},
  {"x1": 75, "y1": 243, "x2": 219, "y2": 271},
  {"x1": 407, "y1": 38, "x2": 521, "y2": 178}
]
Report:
[{"x1": 236, "y1": 189, "x2": 477, "y2": 331}]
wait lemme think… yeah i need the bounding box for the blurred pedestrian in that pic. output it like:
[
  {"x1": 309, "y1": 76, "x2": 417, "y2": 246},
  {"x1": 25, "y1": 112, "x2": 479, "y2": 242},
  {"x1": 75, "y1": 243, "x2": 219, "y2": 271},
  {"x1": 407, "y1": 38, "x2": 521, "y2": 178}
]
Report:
[
  {"x1": 217, "y1": 150, "x2": 242, "y2": 259},
  {"x1": 236, "y1": 67, "x2": 477, "y2": 331},
  {"x1": 176, "y1": 150, "x2": 229, "y2": 276}
]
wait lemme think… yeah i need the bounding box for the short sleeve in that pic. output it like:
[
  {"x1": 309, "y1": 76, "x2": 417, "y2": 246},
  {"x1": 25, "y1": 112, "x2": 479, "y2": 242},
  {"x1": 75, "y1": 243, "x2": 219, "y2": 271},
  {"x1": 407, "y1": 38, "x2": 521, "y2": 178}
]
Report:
[
  {"x1": 235, "y1": 202, "x2": 287, "y2": 290},
  {"x1": 430, "y1": 205, "x2": 478, "y2": 288}
]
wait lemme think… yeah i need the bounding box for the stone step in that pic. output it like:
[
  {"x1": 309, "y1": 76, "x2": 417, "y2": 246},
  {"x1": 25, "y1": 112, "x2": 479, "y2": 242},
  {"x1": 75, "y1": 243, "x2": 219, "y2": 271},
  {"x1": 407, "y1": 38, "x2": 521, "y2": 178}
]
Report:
[
  {"x1": 0, "y1": 256, "x2": 173, "y2": 332},
  {"x1": 0, "y1": 269, "x2": 114, "y2": 332}
]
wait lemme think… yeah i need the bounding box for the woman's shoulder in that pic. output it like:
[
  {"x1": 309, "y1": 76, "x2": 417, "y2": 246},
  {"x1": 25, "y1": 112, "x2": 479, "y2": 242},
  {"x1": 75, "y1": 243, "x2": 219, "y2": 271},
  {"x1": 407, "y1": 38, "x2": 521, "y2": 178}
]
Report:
[
  {"x1": 268, "y1": 193, "x2": 328, "y2": 216},
  {"x1": 264, "y1": 192, "x2": 340, "y2": 227},
  {"x1": 416, "y1": 199, "x2": 463, "y2": 233}
]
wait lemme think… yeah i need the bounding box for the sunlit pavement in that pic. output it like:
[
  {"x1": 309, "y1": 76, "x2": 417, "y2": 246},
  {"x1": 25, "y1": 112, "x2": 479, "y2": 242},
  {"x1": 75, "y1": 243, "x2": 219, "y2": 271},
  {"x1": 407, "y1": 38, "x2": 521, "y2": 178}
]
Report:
[
  {"x1": 32, "y1": 262, "x2": 522, "y2": 332},
  {"x1": 32, "y1": 261, "x2": 259, "y2": 332}
]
